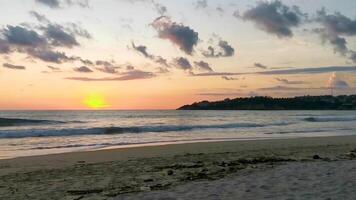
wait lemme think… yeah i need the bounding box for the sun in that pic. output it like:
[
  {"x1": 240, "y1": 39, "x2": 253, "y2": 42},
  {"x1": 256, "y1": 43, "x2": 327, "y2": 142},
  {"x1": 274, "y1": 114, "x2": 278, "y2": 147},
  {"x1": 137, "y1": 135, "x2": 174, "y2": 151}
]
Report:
[{"x1": 84, "y1": 94, "x2": 110, "y2": 109}]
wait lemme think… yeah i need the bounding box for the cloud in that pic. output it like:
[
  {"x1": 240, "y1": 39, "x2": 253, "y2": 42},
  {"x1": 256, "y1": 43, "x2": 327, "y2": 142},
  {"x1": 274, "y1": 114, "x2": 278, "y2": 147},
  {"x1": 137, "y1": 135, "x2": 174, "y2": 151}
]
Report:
[
  {"x1": 154, "y1": 56, "x2": 169, "y2": 67},
  {"x1": 66, "y1": 70, "x2": 156, "y2": 81},
  {"x1": 42, "y1": 65, "x2": 61, "y2": 73},
  {"x1": 256, "y1": 66, "x2": 356, "y2": 75},
  {"x1": 193, "y1": 72, "x2": 242, "y2": 76},
  {"x1": 152, "y1": 16, "x2": 199, "y2": 55},
  {"x1": 236, "y1": 0, "x2": 304, "y2": 38},
  {"x1": 0, "y1": 39, "x2": 10, "y2": 54},
  {"x1": 124, "y1": 0, "x2": 167, "y2": 16},
  {"x1": 0, "y1": 20, "x2": 91, "y2": 64},
  {"x1": 36, "y1": 0, "x2": 60, "y2": 8},
  {"x1": 35, "y1": 0, "x2": 89, "y2": 9},
  {"x1": 3, "y1": 63, "x2": 26, "y2": 70},
  {"x1": 275, "y1": 78, "x2": 306, "y2": 85},
  {"x1": 203, "y1": 40, "x2": 235, "y2": 58},
  {"x1": 194, "y1": 61, "x2": 213, "y2": 72},
  {"x1": 326, "y1": 72, "x2": 349, "y2": 88},
  {"x1": 131, "y1": 42, "x2": 154, "y2": 59},
  {"x1": 254, "y1": 63, "x2": 268, "y2": 69},
  {"x1": 43, "y1": 24, "x2": 79, "y2": 48},
  {"x1": 193, "y1": 66, "x2": 356, "y2": 77},
  {"x1": 126, "y1": 65, "x2": 135, "y2": 70},
  {"x1": 73, "y1": 66, "x2": 93, "y2": 73},
  {"x1": 27, "y1": 48, "x2": 74, "y2": 63},
  {"x1": 258, "y1": 85, "x2": 305, "y2": 91},
  {"x1": 47, "y1": 65, "x2": 61, "y2": 72},
  {"x1": 96, "y1": 66, "x2": 120, "y2": 74},
  {"x1": 314, "y1": 9, "x2": 356, "y2": 62},
  {"x1": 175, "y1": 57, "x2": 192, "y2": 70},
  {"x1": 3, "y1": 25, "x2": 47, "y2": 47},
  {"x1": 195, "y1": 0, "x2": 208, "y2": 9},
  {"x1": 221, "y1": 76, "x2": 238, "y2": 81},
  {"x1": 151, "y1": 1, "x2": 167, "y2": 15},
  {"x1": 130, "y1": 42, "x2": 170, "y2": 68},
  {"x1": 95, "y1": 60, "x2": 120, "y2": 74},
  {"x1": 29, "y1": 11, "x2": 50, "y2": 24}
]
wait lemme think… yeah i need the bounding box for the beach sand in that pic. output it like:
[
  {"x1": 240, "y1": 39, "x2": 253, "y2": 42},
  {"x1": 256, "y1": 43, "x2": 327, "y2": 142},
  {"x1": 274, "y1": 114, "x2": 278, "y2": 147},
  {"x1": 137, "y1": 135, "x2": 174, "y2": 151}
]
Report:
[{"x1": 0, "y1": 135, "x2": 356, "y2": 200}]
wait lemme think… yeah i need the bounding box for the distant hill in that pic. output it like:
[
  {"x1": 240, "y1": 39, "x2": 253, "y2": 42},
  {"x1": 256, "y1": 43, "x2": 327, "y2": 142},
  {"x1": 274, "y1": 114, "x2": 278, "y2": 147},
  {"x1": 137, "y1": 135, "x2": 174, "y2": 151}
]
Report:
[{"x1": 178, "y1": 95, "x2": 356, "y2": 110}]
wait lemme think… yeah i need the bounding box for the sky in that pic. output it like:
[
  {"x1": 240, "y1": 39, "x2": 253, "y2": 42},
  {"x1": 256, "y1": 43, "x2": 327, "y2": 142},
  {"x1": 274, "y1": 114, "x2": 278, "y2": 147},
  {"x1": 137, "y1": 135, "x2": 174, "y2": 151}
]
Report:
[{"x1": 0, "y1": 0, "x2": 356, "y2": 110}]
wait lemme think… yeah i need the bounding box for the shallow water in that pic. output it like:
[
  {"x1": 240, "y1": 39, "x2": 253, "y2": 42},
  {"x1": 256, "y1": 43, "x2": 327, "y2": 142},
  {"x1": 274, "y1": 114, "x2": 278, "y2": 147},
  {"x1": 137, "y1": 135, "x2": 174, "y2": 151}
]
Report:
[{"x1": 0, "y1": 110, "x2": 355, "y2": 158}]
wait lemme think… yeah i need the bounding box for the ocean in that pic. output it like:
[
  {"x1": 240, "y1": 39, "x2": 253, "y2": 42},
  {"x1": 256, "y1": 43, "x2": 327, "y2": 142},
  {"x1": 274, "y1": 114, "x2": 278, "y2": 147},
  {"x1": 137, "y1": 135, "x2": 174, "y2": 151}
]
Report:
[{"x1": 1, "y1": 110, "x2": 356, "y2": 159}]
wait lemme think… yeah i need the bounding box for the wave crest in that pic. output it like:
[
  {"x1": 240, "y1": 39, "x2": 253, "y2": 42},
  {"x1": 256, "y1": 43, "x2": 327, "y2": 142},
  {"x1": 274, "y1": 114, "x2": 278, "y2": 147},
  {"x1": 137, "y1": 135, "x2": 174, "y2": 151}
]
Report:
[{"x1": 0, "y1": 122, "x2": 291, "y2": 139}]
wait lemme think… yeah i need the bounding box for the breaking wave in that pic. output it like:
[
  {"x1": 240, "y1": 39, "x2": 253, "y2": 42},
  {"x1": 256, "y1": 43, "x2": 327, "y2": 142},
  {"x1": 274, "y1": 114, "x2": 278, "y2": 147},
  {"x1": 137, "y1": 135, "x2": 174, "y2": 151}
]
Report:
[{"x1": 0, "y1": 122, "x2": 291, "y2": 139}]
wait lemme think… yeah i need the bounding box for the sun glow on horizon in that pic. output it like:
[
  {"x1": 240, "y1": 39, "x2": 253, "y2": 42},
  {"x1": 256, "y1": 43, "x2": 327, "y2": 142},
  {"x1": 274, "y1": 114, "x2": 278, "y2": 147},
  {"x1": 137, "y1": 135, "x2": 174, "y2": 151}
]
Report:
[{"x1": 84, "y1": 94, "x2": 110, "y2": 109}]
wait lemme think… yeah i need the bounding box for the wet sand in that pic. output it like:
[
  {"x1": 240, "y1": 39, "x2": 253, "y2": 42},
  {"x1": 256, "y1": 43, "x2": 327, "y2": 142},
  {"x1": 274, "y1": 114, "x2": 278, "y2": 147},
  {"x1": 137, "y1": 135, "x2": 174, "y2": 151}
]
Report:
[{"x1": 0, "y1": 135, "x2": 356, "y2": 200}]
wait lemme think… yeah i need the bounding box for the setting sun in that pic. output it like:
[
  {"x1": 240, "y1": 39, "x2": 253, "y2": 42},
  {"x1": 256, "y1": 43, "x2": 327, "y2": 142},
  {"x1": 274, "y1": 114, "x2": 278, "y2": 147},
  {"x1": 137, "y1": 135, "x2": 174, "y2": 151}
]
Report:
[{"x1": 84, "y1": 94, "x2": 110, "y2": 109}]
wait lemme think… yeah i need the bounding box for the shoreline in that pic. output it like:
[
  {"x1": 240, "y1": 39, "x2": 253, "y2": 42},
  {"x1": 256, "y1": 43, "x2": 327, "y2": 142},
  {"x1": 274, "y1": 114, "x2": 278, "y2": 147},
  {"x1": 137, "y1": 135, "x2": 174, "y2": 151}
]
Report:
[
  {"x1": 1, "y1": 134, "x2": 356, "y2": 173},
  {"x1": 1, "y1": 134, "x2": 356, "y2": 199}
]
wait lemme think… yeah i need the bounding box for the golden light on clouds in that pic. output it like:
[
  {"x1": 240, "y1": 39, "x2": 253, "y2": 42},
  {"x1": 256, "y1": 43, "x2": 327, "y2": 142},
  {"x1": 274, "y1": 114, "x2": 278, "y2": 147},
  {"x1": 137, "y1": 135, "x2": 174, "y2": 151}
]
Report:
[{"x1": 84, "y1": 94, "x2": 110, "y2": 109}]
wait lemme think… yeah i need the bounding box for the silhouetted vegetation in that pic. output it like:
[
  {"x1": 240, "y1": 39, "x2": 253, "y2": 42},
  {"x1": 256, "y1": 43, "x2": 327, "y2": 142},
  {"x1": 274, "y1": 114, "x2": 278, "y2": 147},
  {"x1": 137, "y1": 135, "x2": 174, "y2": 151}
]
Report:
[{"x1": 178, "y1": 95, "x2": 356, "y2": 110}]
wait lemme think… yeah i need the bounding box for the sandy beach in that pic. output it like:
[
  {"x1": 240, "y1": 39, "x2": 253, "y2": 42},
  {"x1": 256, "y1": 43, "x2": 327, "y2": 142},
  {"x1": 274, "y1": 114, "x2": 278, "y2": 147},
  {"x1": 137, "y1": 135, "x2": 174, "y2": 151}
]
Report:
[{"x1": 1, "y1": 135, "x2": 356, "y2": 200}]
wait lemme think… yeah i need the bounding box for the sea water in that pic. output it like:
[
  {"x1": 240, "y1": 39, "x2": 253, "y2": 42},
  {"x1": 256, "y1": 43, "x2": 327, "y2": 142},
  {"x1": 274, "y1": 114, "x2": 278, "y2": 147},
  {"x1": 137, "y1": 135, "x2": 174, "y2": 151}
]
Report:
[{"x1": 0, "y1": 110, "x2": 356, "y2": 158}]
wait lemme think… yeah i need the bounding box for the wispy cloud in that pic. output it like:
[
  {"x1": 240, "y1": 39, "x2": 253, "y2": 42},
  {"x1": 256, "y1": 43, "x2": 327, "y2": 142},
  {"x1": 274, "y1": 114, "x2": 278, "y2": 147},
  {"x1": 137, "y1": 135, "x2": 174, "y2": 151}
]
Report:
[{"x1": 66, "y1": 70, "x2": 156, "y2": 81}]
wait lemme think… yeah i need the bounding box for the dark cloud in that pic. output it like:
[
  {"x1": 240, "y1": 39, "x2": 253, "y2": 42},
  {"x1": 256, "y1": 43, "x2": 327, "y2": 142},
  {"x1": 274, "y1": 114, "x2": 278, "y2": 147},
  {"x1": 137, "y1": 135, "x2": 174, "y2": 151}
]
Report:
[
  {"x1": 152, "y1": 16, "x2": 199, "y2": 55},
  {"x1": 221, "y1": 76, "x2": 238, "y2": 81},
  {"x1": 194, "y1": 61, "x2": 213, "y2": 72},
  {"x1": 73, "y1": 66, "x2": 93, "y2": 73},
  {"x1": 130, "y1": 42, "x2": 170, "y2": 68},
  {"x1": 254, "y1": 63, "x2": 268, "y2": 69},
  {"x1": 131, "y1": 42, "x2": 154, "y2": 59},
  {"x1": 2, "y1": 25, "x2": 47, "y2": 47},
  {"x1": 66, "y1": 70, "x2": 156, "y2": 81},
  {"x1": 203, "y1": 40, "x2": 235, "y2": 58},
  {"x1": 43, "y1": 24, "x2": 79, "y2": 48},
  {"x1": 65, "y1": 22, "x2": 92, "y2": 39},
  {"x1": 154, "y1": 56, "x2": 169, "y2": 67},
  {"x1": 27, "y1": 48, "x2": 74, "y2": 63},
  {"x1": 3, "y1": 63, "x2": 26, "y2": 70},
  {"x1": 314, "y1": 9, "x2": 356, "y2": 62},
  {"x1": 236, "y1": 1, "x2": 304, "y2": 38},
  {"x1": 0, "y1": 19, "x2": 91, "y2": 64},
  {"x1": 0, "y1": 39, "x2": 10, "y2": 53},
  {"x1": 275, "y1": 78, "x2": 306, "y2": 85},
  {"x1": 175, "y1": 57, "x2": 192, "y2": 70},
  {"x1": 36, "y1": 0, "x2": 89, "y2": 9},
  {"x1": 36, "y1": 0, "x2": 60, "y2": 8},
  {"x1": 79, "y1": 58, "x2": 94, "y2": 66},
  {"x1": 47, "y1": 65, "x2": 61, "y2": 72}
]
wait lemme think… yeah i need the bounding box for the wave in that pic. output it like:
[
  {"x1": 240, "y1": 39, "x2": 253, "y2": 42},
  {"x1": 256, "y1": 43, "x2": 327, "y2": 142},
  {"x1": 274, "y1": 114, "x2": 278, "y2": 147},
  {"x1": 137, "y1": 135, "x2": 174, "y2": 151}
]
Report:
[
  {"x1": 303, "y1": 116, "x2": 356, "y2": 123},
  {"x1": 0, "y1": 117, "x2": 67, "y2": 127},
  {"x1": 0, "y1": 122, "x2": 291, "y2": 139}
]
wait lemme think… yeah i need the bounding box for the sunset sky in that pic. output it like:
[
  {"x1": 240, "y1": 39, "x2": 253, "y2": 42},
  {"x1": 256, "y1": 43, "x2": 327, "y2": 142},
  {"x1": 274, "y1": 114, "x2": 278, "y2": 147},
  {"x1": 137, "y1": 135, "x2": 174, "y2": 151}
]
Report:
[{"x1": 1, "y1": 0, "x2": 356, "y2": 110}]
